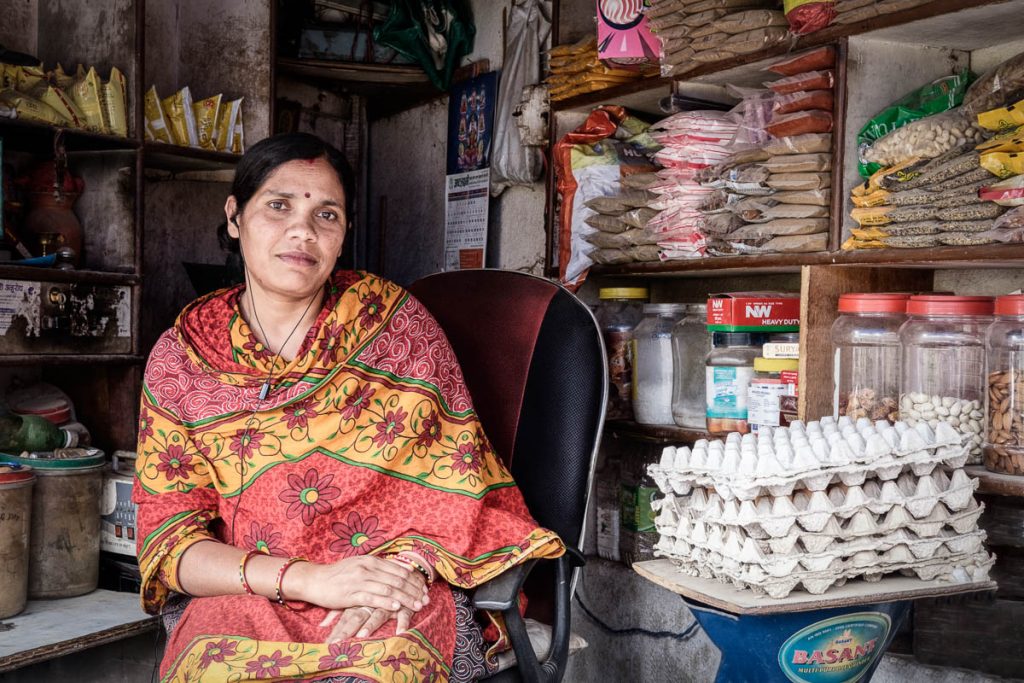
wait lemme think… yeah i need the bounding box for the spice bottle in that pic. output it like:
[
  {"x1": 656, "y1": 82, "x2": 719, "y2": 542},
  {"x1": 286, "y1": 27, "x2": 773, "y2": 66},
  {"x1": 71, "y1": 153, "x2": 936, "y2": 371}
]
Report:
[
  {"x1": 748, "y1": 357, "x2": 800, "y2": 433},
  {"x1": 633, "y1": 304, "x2": 686, "y2": 425},
  {"x1": 984, "y1": 294, "x2": 1024, "y2": 475},
  {"x1": 899, "y1": 295, "x2": 994, "y2": 464},
  {"x1": 596, "y1": 287, "x2": 648, "y2": 421},
  {"x1": 706, "y1": 332, "x2": 763, "y2": 435},
  {"x1": 671, "y1": 303, "x2": 710, "y2": 429},
  {"x1": 831, "y1": 293, "x2": 909, "y2": 422}
]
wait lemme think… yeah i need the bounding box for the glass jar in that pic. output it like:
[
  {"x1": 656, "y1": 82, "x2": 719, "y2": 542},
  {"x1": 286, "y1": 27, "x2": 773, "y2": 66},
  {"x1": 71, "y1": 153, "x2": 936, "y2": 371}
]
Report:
[
  {"x1": 706, "y1": 332, "x2": 764, "y2": 435},
  {"x1": 899, "y1": 295, "x2": 994, "y2": 464},
  {"x1": 596, "y1": 287, "x2": 648, "y2": 421},
  {"x1": 984, "y1": 295, "x2": 1024, "y2": 475},
  {"x1": 633, "y1": 304, "x2": 686, "y2": 425},
  {"x1": 671, "y1": 303, "x2": 710, "y2": 429},
  {"x1": 748, "y1": 357, "x2": 800, "y2": 433},
  {"x1": 831, "y1": 293, "x2": 909, "y2": 422}
]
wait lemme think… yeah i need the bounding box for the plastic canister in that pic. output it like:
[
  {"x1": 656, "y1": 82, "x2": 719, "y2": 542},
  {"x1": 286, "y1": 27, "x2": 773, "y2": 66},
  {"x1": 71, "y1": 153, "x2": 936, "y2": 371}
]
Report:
[
  {"x1": 7, "y1": 448, "x2": 105, "y2": 598},
  {"x1": 0, "y1": 462, "x2": 34, "y2": 617},
  {"x1": 597, "y1": 287, "x2": 649, "y2": 421},
  {"x1": 748, "y1": 357, "x2": 800, "y2": 433}
]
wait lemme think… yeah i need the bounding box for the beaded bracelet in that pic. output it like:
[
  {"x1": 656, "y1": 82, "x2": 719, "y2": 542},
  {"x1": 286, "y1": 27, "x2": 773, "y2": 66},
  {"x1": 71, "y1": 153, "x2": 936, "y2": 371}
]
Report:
[
  {"x1": 239, "y1": 550, "x2": 260, "y2": 596},
  {"x1": 274, "y1": 556, "x2": 307, "y2": 610},
  {"x1": 391, "y1": 553, "x2": 434, "y2": 587}
]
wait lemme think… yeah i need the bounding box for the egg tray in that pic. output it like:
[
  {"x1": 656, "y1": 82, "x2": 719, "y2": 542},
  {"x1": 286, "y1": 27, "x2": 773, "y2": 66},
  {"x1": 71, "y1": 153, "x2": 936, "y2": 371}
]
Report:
[
  {"x1": 648, "y1": 418, "x2": 969, "y2": 502},
  {"x1": 652, "y1": 469, "x2": 979, "y2": 540},
  {"x1": 658, "y1": 547, "x2": 995, "y2": 599}
]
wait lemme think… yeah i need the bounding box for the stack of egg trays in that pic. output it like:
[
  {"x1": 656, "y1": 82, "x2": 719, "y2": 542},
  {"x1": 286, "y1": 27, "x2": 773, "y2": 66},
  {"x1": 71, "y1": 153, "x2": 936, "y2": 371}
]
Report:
[{"x1": 648, "y1": 417, "x2": 995, "y2": 599}]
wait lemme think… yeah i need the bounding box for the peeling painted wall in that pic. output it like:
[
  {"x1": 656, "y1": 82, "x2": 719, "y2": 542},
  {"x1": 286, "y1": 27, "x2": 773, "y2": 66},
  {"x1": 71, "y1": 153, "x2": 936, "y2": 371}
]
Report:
[{"x1": 0, "y1": 0, "x2": 38, "y2": 55}]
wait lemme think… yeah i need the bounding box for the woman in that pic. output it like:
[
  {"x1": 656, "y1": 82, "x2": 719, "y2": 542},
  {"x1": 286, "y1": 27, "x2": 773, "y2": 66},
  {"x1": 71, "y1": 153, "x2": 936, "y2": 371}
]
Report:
[{"x1": 133, "y1": 133, "x2": 564, "y2": 682}]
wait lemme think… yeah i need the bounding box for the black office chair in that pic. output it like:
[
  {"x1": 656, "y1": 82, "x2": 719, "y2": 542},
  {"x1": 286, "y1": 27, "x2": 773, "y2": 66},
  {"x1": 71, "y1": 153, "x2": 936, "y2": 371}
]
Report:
[{"x1": 409, "y1": 269, "x2": 607, "y2": 683}]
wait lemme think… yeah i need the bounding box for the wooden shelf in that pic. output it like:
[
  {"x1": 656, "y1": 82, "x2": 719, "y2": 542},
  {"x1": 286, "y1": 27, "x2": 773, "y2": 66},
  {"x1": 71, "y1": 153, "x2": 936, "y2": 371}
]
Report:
[
  {"x1": 142, "y1": 142, "x2": 241, "y2": 173},
  {"x1": 277, "y1": 58, "x2": 432, "y2": 86},
  {"x1": 966, "y1": 466, "x2": 1024, "y2": 497},
  {"x1": 0, "y1": 266, "x2": 137, "y2": 286},
  {"x1": 605, "y1": 420, "x2": 710, "y2": 443},
  {"x1": 0, "y1": 354, "x2": 144, "y2": 366},
  {"x1": 0, "y1": 589, "x2": 157, "y2": 674},
  {"x1": 551, "y1": 76, "x2": 673, "y2": 115},
  {"x1": 0, "y1": 119, "x2": 138, "y2": 153}
]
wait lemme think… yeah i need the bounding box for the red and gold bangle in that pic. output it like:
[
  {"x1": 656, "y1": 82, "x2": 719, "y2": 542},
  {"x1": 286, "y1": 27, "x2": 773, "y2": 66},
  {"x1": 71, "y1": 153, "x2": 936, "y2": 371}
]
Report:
[
  {"x1": 274, "y1": 556, "x2": 308, "y2": 610},
  {"x1": 239, "y1": 550, "x2": 260, "y2": 596},
  {"x1": 391, "y1": 553, "x2": 434, "y2": 587}
]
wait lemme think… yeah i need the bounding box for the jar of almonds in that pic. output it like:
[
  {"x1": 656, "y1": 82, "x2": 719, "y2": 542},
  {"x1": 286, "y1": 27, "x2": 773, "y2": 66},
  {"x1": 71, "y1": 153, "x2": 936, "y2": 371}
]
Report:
[
  {"x1": 984, "y1": 295, "x2": 1024, "y2": 475},
  {"x1": 900, "y1": 295, "x2": 995, "y2": 464}
]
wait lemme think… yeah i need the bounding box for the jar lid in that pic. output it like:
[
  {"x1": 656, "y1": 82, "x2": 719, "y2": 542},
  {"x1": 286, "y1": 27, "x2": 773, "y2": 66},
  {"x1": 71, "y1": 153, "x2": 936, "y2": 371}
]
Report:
[
  {"x1": 0, "y1": 461, "x2": 34, "y2": 484},
  {"x1": 838, "y1": 293, "x2": 910, "y2": 314},
  {"x1": 3, "y1": 447, "x2": 105, "y2": 470},
  {"x1": 643, "y1": 303, "x2": 686, "y2": 314},
  {"x1": 713, "y1": 332, "x2": 756, "y2": 346},
  {"x1": 769, "y1": 332, "x2": 800, "y2": 343},
  {"x1": 599, "y1": 287, "x2": 648, "y2": 300},
  {"x1": 906, "y1": 295, "x2": 995, "y2": 316},
  {"x1": 754, "y1": 357, "x2": 800, "y2": 372},
  {"x1": 995, "y1": 294, "x2": 1024, "y2": 316},
  {"x1": 686, "y1": 303, "x2": 708, "y2": 313}
]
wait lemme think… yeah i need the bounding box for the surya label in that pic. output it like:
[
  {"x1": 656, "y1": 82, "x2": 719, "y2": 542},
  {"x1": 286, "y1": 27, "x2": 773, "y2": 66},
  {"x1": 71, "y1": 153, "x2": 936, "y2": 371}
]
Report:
[{"x1": 778, "y1": 612, "x2": 891, "y2": 683}]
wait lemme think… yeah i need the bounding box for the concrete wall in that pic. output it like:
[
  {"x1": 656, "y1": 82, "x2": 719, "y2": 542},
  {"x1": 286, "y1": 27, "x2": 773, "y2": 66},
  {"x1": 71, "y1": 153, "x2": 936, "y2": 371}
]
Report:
[{"x1": 368, "y1": 0, "x2": 549, "y2": 286}]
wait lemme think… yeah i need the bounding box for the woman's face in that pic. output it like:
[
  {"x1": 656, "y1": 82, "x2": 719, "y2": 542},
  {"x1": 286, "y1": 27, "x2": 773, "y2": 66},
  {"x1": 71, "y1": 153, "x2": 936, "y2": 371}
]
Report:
[{"x1": 225, "y1": 157, "x2": 347, "y2": 303}]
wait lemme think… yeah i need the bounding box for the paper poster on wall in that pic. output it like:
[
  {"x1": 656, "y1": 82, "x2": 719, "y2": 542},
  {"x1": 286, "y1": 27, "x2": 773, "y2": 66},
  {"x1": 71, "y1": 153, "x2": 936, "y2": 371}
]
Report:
[
  {"x1": 446, "y1": 71, "x2": 498, "y2": 175},
  {"x1": 444, "y1": 169, "x2": 489, "y2": 270}
]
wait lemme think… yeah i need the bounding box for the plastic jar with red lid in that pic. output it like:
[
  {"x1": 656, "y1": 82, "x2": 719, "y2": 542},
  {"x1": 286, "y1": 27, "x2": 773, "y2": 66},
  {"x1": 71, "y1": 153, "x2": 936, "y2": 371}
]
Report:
[
  {"x1": 984, "y1": 294, "x2": 1024, "y2": 475},
  {"x1": 899, "y1": 295, "x2": 995, "y2": 464},
  {"x1": 831, "y1": 293, "x2": 910, "y2": 422}
]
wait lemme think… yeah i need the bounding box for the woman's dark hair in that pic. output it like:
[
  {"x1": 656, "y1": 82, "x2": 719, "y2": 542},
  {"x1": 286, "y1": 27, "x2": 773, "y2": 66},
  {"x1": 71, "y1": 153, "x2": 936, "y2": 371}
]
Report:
[{"x1": 217, "y1": 132, "x2": 355, "y2": 253}]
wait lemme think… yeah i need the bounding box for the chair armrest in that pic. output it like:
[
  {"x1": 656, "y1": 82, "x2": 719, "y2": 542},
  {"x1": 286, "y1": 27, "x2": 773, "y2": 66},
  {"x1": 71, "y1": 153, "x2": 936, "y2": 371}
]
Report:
[{"x1": 473, "y1": 560, "x2": 538, "y2": 611}]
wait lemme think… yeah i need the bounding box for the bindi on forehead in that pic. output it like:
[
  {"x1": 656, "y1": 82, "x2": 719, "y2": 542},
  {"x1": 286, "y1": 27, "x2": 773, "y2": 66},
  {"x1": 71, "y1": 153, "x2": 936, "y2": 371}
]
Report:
[{"x1": 304, "y1": 192, "x2": 311, "y2": 198}]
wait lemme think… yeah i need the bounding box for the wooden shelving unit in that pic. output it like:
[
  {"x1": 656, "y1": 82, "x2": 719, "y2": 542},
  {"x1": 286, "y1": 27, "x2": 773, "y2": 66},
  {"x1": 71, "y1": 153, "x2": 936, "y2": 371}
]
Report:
[{"x1": 605, "y1": 420, "x2": 709, "y2": 444}]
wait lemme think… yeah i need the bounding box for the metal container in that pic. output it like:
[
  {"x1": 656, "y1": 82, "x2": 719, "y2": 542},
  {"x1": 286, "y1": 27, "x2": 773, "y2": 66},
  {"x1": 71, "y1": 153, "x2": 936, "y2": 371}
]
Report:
[
  {"x1": 8, "y1": 449, "x2": 105, "y2": 598},
  {"x1": 0, "y1": 463, "x2": 34, "y2": 617}
]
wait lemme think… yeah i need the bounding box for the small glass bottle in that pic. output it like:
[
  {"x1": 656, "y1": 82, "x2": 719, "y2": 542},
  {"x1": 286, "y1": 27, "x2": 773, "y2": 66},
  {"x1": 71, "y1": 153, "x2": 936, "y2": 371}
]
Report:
[
  {"x1": 706, "y1": 333, "x2": 764, "y2": 435},
  {"x1": 984, "y1": 295, "x2": 1024, "y2": 475},
  {"x1": 671, "y1": 304, "x2": 710, "y2": 429},
  {"x1": 633, "y1": 304, "x2": 686, "y2": 425},
  {"x1": 831, "y1": 293, "x2": 909, "y2": 422},
  {"x1": 899, "y1": 295, "x2": 994, "y2": 464},
  {"x1": 596, "y1": 287, "x2": 649, "y2": 421}
]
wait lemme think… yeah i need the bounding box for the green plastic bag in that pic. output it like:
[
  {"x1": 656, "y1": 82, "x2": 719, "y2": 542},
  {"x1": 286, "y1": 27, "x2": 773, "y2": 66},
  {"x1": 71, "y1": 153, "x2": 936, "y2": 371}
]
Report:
[
  {"x1": 857, "y1": 70, "x2": 973, "y2": 177},
  {"x1": 373, "y1": 0, "x2": 475, "y2": 91}
]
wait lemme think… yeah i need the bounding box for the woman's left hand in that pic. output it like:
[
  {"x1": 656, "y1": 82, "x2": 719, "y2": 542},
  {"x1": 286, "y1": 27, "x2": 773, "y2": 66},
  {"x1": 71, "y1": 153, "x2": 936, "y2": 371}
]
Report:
[{"x1": 320, "y1": 604, "x2": 414, "y2": 643}]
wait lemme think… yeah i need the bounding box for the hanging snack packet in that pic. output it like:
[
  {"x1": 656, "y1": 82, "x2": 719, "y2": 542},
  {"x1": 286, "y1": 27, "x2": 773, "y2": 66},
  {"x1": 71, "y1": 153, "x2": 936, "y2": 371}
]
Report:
[
  {"x1": 231, "y1": 110, "x2": 246, "y2": 154},
  {"x1": 103, "y1": 67, "x2": 128, "y2": 137},
  {"x1": 192, "y1": 93, "x2": 222, "y2": 150},
  {"x1": 0, "y1": 88, "x2": 69, "y2": 125},
  {"x1": 144, "y1": 86, "x2": 172, "y2": 143},
  {"x1": 71, "y1": 66, "x2": 109, "y2": 133},
  {"x1": 215, "y1": 97, "x2": 243, "y2": 151},
  {"x1": 162, "y1": 86, "x2": 199, "y2": 147}
]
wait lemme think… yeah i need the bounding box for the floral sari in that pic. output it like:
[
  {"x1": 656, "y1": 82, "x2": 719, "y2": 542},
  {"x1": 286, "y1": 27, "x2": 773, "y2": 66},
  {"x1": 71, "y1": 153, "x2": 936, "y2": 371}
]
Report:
[{"x1": 133, "y1": 270, "x2": 564, "y2": 682}]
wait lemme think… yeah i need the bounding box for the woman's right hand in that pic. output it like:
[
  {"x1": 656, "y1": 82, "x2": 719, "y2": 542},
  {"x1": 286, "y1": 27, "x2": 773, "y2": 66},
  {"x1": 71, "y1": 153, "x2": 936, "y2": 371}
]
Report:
[{"x1": 286, "y1": 555, "x2": 429, "y2": 613}]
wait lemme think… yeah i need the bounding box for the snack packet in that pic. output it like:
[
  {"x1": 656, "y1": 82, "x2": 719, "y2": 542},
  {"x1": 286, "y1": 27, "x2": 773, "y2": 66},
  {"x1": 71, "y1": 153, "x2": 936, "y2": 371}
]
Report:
[
  {"x1": 0, "y1": 88, "x2": 69, "y2": 125},
  {"x1": 71, "y1": 66, "x2": 109, "y2": 133},
  {"x1": 977, "y1": 97, "x2": 1024, "y2": 132},
  {"x1": 0, "y1": 64, "x2": 17, "y2": 90},
  {"x1": 215, "y1": 97, "x2": 243, "y2": 151},
  {"x1": 103, "y1": 67, "x2": 128, "y2": 137},
  {"x1": 981, "y1": 151, "x2": 1024, "y2": 178},
  {"x1": 232, "y1": 112, "x2": 245, "y2": 154},
  {"x1": 16, "y1": 64, "x2": 45, "y2": 93},
  {"x1": 31, "y1": 83, "x2": 86, "y2": 128},
  {"x1": 144, "y1": 85, "x2": 172, "y2": 143},
  {"x1": 162, "y1": 86, "x2": 199, "y2": 147},
  {"x1": 192, "y1": 93, "x2": 222, "y2": 150},
  {"x1": 51, "y1": 63, "x2": 74, "y2": 90}
]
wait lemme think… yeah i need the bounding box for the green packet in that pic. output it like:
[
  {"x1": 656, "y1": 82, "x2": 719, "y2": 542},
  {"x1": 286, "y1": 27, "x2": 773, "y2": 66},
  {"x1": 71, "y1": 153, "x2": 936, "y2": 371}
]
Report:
[{"x1": 857, "y1": 69, "x2": 973, "y2": 178}]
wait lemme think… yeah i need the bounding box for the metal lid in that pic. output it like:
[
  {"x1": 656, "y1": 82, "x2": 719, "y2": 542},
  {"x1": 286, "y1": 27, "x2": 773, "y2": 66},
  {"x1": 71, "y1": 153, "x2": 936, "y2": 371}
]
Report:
[
  {"x1": 643, "y1": 303, "x2": 687, "y2": 314},
  {"x1": 0, "y1": 461, "x2": 34, "y2": 484},
  {"x1": 599, "y1": 287, "x2": 649, "y2": 300},
  {"x1": 3, "y1": 447, "x2": 105, "y2": 470}
]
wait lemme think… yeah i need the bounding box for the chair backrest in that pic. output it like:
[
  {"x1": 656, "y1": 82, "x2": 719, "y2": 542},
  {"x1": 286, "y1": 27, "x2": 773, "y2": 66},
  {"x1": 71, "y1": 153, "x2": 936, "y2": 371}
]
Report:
[{"x1": 408, "y1": 270, "x2": 607, "y2": 550}]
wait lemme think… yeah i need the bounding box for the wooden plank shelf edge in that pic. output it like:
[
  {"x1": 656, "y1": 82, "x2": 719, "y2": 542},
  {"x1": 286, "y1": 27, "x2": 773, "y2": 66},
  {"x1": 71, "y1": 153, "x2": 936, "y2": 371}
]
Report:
[
  {"x1": 965, "y1": 466, "x2": 1024, "y2": 497},
  {"x1": 0, "y1": 266, "x2": 138, "y2": 286}
]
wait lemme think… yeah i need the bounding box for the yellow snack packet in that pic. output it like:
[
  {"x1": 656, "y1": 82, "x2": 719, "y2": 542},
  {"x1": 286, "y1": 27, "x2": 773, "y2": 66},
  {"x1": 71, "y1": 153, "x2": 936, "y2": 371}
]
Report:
[
  {"x1": 214, "y1": 97, "x2": 242, "y2": 151},
  {"x1": 16, "y1": 64, "x2": 45, "y2": 93},
  {"x1": 52, "y1": 63, "x2": 74, "y2": 90},
  {"x1": 192, "y1": 93, "x2": 222, "y2": 150},
  {"x1": 978, "y1": 98, "x2": 1024, "y2": 132},
  {"x1": 851, "y1": 189, "x2": 891, "y2": 208},
  {"x1": 850, "y1": 206, "x2": 895, "y2": 227},
  {"x1": 30, "y1": 83, "x2": 87, "y2": 128},
  {"x1": 144, "y1": 86, "x2": 172, "y2": 143},
  {"x1": 0, "y1": 64, "x2": 18, "y2": 90},
  {"x1": 162, "y1": 86, "x2": 199, "y2": 147},
  {"x1": 231, "y1": 110, "x2": 245, "y2": 154},
  {"x1": 71, "y1": 66, "x2": 109, "y2": 133},
  {"x1": 103, "y1": 67, "x2": 128, "y2": 137},
  {"x1": 977, "y1": 133, "x2": 1024, "y2": 155},
  {"x1": 980, "y1": 151, "x2": 1024, "y2": 179},
  {"x1": 841, "y1": 236, "x2": 885, "y2": 250},
  {"x1": 0, "y1": 88, "x2": 70, "y2": 125},
  {"x1": 851, "y1": 227, "x2": 891, "y2": 240}
]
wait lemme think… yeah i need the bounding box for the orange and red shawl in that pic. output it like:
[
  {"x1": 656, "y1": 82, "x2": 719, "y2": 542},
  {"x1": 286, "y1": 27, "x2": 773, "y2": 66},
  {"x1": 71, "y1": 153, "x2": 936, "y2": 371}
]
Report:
[{"x1": 133, "y1": 271, "x2": 564, "y2": 682}]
